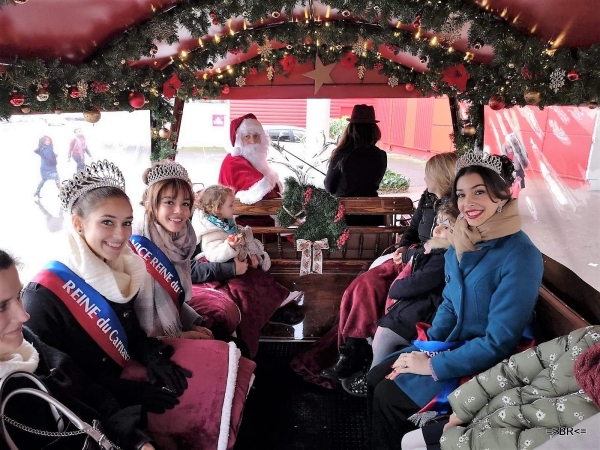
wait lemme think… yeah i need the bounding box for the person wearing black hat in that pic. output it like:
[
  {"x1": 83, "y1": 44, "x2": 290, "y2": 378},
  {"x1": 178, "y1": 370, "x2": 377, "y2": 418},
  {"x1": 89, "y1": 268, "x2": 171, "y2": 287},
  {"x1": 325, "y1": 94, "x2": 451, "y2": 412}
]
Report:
[{"x1": 324, "y1": 104, "x2": 387, "y2": 225}]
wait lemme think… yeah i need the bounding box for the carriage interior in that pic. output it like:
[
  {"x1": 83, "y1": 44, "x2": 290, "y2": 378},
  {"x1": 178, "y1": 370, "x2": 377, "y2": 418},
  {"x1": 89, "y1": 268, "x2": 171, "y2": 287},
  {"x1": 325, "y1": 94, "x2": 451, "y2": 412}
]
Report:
[{"x1": 1, "y1": 0, "x2": 600, "y2": 449}]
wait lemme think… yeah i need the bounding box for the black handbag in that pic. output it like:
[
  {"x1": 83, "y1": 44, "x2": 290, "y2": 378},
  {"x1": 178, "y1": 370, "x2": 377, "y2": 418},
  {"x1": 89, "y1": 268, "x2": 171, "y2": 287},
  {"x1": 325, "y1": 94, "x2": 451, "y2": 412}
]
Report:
[{"x1": 0, "y1": 371, "x2": 120, "y2": 450}]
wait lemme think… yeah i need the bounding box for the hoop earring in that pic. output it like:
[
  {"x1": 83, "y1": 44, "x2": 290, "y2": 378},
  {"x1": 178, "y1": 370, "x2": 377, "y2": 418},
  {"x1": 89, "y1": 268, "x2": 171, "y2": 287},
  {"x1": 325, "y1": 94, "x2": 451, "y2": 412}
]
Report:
[{"x1": 496, "y1": 203, "x2": 503, "y2": 214}]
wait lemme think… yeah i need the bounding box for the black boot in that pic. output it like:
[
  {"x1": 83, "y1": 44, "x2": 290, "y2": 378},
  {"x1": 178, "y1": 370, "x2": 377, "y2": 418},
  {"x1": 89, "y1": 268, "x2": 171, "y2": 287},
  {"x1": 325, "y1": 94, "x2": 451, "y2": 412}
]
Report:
[{"x1": 320, "y1": 338, "x2": 372, "y2": 380}]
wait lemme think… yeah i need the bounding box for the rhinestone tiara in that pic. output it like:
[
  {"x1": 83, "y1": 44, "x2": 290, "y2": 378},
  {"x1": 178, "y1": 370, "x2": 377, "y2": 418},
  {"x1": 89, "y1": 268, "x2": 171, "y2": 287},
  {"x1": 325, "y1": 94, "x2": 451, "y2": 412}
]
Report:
[
  {"x1": 59, "y1": 160, "x2": 126, "y2": 213},
  {"x1": 146, "y1": 161, "x2": 191, "y2": 187},
  {"x1": 455, "y1": 150, "x2": 504, "y2": 181}
]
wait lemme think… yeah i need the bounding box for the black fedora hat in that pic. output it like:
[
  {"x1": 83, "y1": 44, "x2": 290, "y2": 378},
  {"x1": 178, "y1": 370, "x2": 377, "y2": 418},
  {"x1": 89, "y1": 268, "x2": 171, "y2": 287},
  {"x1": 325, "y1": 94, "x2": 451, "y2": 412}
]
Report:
[{"x1": 347, "y1": 104, "x2": 379, "y2": 124}]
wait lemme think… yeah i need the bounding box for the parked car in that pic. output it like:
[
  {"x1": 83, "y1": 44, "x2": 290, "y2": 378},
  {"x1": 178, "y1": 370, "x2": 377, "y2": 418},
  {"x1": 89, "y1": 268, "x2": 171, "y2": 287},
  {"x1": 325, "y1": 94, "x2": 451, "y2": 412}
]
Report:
[{"x1": 263, "y1": 124, "x2": 336, "y2": 188}]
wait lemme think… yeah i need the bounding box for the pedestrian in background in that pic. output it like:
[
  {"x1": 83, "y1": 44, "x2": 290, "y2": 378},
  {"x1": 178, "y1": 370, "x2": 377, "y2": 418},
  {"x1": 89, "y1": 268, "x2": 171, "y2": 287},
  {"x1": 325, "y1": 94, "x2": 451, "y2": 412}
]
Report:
[
  {"x1": 67, "y1": 128, "x2": 92, "y2": 171},
  {"x1": 34, "y1": 135, "x2": 60, "y2": 198}
]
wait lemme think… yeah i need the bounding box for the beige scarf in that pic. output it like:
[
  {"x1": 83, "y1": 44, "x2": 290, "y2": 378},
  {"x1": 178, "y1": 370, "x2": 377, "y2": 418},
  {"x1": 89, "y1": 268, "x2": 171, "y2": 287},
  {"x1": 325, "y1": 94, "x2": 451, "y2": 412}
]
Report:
[
  {"x1": 59, "y1": 227, "x2": 146, "y2": 304},
  {"x1": 0, "y1": 341, "x2": 39, "y2": 378},
  {"x1": 447, "y1": 199, "x2": 522, "y2": 262}
]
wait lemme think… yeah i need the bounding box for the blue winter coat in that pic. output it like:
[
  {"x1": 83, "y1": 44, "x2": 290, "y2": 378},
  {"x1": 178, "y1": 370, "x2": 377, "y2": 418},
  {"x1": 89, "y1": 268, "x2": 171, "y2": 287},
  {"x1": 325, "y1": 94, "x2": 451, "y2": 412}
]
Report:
[
  {"x1": 392, "y1": 230, "x2": 544, "y2": 407},
  {"x1": 34, "y1": 144, "x2": 57, "y2": 175}
]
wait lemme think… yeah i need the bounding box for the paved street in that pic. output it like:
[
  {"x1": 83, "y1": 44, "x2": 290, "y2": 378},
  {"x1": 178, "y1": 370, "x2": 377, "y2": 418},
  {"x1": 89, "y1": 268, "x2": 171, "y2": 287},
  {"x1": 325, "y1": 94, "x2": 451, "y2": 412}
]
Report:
[{"x1": 1, "y1": 119, "x2": 598, "y2": 291}]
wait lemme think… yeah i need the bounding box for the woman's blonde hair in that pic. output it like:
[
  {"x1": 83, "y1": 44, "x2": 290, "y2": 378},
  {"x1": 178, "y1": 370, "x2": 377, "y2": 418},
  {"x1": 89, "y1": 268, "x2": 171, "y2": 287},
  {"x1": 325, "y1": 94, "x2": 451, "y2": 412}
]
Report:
[
  {"x1": 199, "y1": 185, "x2": 234, "y2": 217},
  {"x1": 425, "y1": 152, "x2": 459, "y2": 198}
]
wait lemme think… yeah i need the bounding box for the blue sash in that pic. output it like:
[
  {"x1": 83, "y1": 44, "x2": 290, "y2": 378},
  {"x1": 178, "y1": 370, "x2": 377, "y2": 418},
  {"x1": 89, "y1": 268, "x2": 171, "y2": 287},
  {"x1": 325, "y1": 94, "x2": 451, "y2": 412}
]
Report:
[
  {"x1": 33, "y1": 261, "x2": 129, "y2": 367},
  {"x1": 128, "y1": 234, "x2": 184, "y2": 309}
]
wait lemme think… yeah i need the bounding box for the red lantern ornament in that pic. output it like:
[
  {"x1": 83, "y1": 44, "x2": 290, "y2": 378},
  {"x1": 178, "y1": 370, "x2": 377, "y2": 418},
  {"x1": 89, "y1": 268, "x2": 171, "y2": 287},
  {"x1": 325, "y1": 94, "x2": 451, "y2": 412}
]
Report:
[
  {"x1": 9, "y1": 92, "x2": 24, "y2": 107},
  {"x1": 128, "y1": 91, "x2": 146, "y2": 109},
  {"x1": 405, "y1": 82, "x2": 415, "y2": 92},
  {"x1": 567, "y1": 68, "x2": 579, "y2": 81},
  {"x1": 69, "y1": 87, "x2": 80, "y2": 99},
  {"x1": 488, "y1": 94, "x2": 505, "y2": 111},
  {"x1": 221, "y1": 84, "x2": 230, "y2": 95}
]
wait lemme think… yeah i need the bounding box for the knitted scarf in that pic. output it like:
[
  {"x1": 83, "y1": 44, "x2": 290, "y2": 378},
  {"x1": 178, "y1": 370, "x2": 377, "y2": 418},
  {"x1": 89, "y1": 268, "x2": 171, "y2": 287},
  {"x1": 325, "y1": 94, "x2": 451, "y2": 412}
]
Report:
[
  {"x1": 59, "y1": 228, "x2": 146, "y2": 304},
  {"x1": 0, "y1": 341, "x2": 39, "y2": 378},
  {"x1": 575, "y1": 341, "x2": 600, "y2": 408},
  {"x1": 133, "y1": 216, "x2": 197, "y2": 338},
  {"x1": 447, "y1": 199, "x2": 522, "y2": 262},
  {"x1": 205, "y1": 214, "x2": 239, "y2": 235}
]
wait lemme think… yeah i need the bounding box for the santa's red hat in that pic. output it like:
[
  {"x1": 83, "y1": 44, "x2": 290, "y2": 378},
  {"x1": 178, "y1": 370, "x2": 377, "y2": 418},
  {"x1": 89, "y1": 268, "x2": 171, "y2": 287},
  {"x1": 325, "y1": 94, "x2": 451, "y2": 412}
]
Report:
[{"x1": 229, "y1": 113, "x2": 269, "y2": 156}]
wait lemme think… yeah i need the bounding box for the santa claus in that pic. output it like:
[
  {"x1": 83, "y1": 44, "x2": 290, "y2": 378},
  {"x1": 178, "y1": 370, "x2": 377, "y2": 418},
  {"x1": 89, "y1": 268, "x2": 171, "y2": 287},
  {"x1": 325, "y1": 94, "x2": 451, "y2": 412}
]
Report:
[{"x1": 219, "y1": 113, "x2": 283, "y2": 205}]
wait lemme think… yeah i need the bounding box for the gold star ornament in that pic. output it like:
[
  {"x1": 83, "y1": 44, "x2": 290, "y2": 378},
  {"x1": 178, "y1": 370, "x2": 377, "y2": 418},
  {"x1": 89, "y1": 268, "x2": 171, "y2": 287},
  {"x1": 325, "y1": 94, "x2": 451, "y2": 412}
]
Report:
[{"x1": 302, "y1": 56, "x2": 336, "y2": 94}]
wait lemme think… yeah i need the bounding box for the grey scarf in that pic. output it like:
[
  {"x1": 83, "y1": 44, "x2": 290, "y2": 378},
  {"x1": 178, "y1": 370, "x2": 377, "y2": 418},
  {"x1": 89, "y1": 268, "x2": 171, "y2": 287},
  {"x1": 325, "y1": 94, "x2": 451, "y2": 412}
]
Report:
[{"x1": 134, "y1": 215, "x2": 197, "y2": 337}]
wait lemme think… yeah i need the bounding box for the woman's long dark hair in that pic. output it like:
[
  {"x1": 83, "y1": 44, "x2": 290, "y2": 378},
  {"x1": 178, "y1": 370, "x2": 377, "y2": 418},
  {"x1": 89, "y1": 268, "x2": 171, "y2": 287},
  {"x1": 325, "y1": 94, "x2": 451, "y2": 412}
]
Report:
[{"x1": 328, "y1": 122, "x2": 382, "y2": 170}]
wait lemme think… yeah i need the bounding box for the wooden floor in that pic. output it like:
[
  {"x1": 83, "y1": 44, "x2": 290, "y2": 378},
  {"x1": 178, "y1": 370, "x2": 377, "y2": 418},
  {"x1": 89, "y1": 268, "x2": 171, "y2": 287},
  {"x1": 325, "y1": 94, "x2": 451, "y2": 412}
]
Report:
[{"x1": 260, "y1": 271, "x2": 360, "y2": 340}]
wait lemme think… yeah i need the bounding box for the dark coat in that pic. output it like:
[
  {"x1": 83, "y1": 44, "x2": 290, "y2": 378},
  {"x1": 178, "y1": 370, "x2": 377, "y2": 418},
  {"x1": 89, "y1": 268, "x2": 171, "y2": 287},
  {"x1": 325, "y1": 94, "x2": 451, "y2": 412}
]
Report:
[
  {"x1": 190, "y1": 257, "x2": 236, "y2": 284},
  {"x1": 1, "y1": 327, "x2": 151, "y2": 450},
  {"x1": 378, "y1": 247, "x2": 447, "y2": 340},
  {"x1": 22, "y1": 282, "x2": 164, "y2": 408},
  {"x1": 324, "y1": 145, "x2": 387, "y2": 198},
  {"x1": 398, "y1": 190, "x2": 449, "y2": 262}
]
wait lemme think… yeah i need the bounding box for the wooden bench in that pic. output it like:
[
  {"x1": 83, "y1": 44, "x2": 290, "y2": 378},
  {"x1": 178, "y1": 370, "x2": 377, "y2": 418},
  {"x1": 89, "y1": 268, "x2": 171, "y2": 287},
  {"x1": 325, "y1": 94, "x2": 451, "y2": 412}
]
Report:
[
  {"x1": 534, "y1": 253, "x2": 599, "y2": 341},
  {"x1": 234, "y1": 196, "x2": 414, "y2": 339},
  {"x1": 234, "y1": 196, "x2": 415, "y2": 272}
]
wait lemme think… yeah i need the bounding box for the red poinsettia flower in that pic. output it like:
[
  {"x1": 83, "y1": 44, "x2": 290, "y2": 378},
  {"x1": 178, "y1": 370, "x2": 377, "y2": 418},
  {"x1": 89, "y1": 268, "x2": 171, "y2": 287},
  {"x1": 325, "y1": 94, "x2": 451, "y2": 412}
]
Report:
[
  {"x1": 340, "y1": 52, "x2": 359, "y2": 69},
  {"x1": 441, "y1": 64, "x2": 470, "y2": 92},
  {"x1": 279, "y1": 54, "x2": 297, "y2": 74}
]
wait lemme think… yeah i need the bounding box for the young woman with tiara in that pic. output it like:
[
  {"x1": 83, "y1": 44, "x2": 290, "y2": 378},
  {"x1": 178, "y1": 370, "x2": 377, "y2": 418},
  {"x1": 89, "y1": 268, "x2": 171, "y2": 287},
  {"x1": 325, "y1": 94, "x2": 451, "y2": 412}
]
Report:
[
  {"x1": 0, "y1": 249, "x2": 156, "y2": 449},
  {"x1": 22, "y1": 160, "x2": 191, "y2": 425},
  {"x1": 367, "y1": 150, "x2": 544, "y2": 449},
  {"x1": 131, "y1": 161, "x2": 216, "y2": 341}
]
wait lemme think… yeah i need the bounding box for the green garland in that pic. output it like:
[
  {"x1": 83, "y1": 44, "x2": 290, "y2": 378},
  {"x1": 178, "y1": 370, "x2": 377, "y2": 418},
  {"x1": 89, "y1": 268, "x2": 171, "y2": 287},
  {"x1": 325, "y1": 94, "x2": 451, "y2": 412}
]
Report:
[
  {"x1": 276, "y1": 177, "x2": 348, "y2": 251},
  {"x1": 2, "y1": 0, "x2": 600, "y2": 154}
]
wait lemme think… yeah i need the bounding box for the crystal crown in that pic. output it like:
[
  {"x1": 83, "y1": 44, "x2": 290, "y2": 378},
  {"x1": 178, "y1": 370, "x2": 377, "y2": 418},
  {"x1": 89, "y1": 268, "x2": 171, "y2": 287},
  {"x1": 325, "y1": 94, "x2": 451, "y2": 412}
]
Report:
[
  {"x1": 455, "y1": 150, "x2": 504, "y2": 181},
  {"x1": 59, "y1": 160, "x2": 126, "y2": 213},
  {"x1": 146, "y1": 161, "x2": 191, "y2": 187}
]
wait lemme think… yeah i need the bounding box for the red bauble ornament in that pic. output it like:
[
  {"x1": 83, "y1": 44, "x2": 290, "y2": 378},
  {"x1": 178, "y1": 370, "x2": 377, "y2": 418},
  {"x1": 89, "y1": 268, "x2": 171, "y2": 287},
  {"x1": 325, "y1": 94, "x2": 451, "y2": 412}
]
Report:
[
  {"x1": 221, "y1": 84, "x2": 230, "y2": 95},
  {"x1": 128, "y1": 92, "x2": 146, "y2": 109},
  {"x1": 405, "y1": 82, "x2": 415, "y2": 92},
  {"x1": 69, "y1": 87, "x2": 80, "y2": 98},
  {"x1": 212, "y1": 19, "x2": 219, "y2": 25},
  {"x1": 567, "y1": 68, "x2": 579, "y2": 81},
  {"x1": 209, "y1": 11, "x2": 216, "y2": 18},
  {"x1": 9, "y1": 92, "x2": 24, "y2": 107},
  {"x1": 488, "y1": 94, "x2": 505, "y2": 111}
]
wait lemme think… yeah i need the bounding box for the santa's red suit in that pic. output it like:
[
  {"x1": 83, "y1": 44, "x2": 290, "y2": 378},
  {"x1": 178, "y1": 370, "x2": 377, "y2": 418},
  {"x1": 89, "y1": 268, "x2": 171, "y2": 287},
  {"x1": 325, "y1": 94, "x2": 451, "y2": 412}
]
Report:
[{"x1": 218, "y1": 113, "x2": 281, "y2": 205}]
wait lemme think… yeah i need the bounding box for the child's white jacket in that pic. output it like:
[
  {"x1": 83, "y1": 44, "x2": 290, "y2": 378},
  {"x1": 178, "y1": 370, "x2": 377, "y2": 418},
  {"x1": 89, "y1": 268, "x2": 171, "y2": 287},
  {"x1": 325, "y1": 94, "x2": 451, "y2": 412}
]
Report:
[{"x1": 193, "y1": 211, "x2": 239, "y2": 263}]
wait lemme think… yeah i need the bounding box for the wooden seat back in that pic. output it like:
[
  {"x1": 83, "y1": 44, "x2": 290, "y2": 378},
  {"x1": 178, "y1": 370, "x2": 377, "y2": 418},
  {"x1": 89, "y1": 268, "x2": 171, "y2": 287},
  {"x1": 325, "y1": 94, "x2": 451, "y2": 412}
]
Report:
[{"x1": 234, "y1": 196, "x2": 414, "y2": 272}]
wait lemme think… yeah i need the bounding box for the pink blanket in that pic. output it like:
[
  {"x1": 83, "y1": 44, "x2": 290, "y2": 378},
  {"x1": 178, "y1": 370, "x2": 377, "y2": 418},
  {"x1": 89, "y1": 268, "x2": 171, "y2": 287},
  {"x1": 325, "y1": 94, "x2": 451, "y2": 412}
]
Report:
[
  {"x1": 192, "y1": 268, "x2": 289, "y2": 357},
  {"x1": 122, "y1": 339, "x2": 256, "y2": 450}
]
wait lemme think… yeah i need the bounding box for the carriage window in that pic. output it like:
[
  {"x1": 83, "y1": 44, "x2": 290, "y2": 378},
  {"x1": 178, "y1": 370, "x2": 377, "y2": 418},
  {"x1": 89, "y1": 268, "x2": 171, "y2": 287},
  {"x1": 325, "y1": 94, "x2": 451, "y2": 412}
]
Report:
[
  {"x1": 484, "y1": 105, "x2": 600, "y2": 291},
  {"x1": 0, "y1": 111, "x2": 151, "y2": 282}
]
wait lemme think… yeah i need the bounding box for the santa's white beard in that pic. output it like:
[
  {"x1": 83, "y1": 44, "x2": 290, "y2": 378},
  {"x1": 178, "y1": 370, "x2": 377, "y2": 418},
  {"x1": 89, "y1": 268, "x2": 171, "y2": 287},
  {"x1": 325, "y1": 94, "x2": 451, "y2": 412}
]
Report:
[{"x1": 239, "y1": 143, "x2": 277, "y2": 182}]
